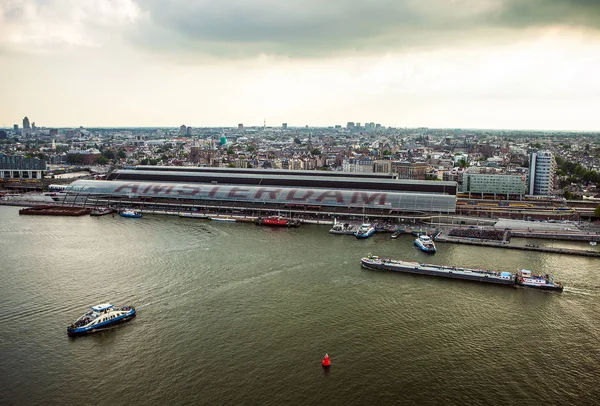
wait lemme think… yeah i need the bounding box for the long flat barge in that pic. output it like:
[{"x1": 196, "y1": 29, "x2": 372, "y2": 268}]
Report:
[
  {"x1": 361, "y1": 256, "x2": 515, "y2": 285},
  {"x1": 361, "y1": 256, "x2": 563, "y2": 291},
  {"x1": 19, "y1": 206, "x2": 91, "y2": 216}
]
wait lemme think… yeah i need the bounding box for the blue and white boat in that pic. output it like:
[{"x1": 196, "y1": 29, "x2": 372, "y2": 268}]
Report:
[
  {"x1": 414, "y1": 234, "x2": 437, "y2": 253},
  {"x1": 355, "y1": 223, "x2": 376, "y2": 239},
  {"x1": 67, "y1": 303, "x2": 136, "y2": 336},
  {"x1": 120, "y1": 209, "x2": 142, "y2": 218}
]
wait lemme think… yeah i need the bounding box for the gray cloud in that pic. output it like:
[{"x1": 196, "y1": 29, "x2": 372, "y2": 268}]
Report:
[{"x1": 131, "y1": 0, "x2": 600, "y2": 58}]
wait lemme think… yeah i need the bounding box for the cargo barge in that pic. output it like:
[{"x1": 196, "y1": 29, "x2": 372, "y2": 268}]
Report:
[
  {"x1": 361, "y1": 255, "x2": 563, "y2": 291},
  {"x1": 19, "y1": 206, "x2": 91, "y2": 216}
]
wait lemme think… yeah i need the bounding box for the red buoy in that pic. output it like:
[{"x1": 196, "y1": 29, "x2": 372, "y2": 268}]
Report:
[{"x1": 322, "y1": 353, "x2": 331, "y2": 367}]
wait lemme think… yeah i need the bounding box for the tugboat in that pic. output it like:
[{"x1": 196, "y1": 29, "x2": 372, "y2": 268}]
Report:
[
  {"x1": 67, "y1": 303, "x2": 136, "y2": 336},
  {"x1": 355, "y1": 223, "x2": 376, "y2": 239},
  {"x1": 516, "y1": 270, "x2": 564, "y2": 291},
  {"x1": 256, "y1": 215, "x2": 301, "y2": 227},
  {"x1": 414, "y1": 234, "x2": 437, "y2": 253},
  {"x1": 119, "y1": 209, "x2": 142, "y2": 218}
]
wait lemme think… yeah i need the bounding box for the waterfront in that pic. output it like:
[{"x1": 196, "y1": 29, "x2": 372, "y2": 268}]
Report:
[{"x1": 1, "y1": 206, "x2": 599, "y2": 405}]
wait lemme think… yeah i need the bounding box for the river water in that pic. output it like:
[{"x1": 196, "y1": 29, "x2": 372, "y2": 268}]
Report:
[{"x1": 0, "y1": 206, "x2": 599, "y2": 405}]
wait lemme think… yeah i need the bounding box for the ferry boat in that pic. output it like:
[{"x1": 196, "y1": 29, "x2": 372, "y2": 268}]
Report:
[
  {"x1": 355, "y1": 223, "x2": 376, "y2": 239},
  {"x1": 361, "y1": 255, "x2": 514, "y2": 285},
  {"x1": 67, "y1": 303, "x2": 136, "y2": 336},
  {"x1": 414, "y1": 234, "x2": 437, "y2": 253},
  {"x1": 90, "y1": 208, "x2": 114, "y2": 216},
  {"x1": 119, "y1": 209, "x2": 142, "y2": 218},
  {"x1": 210, "y1": 216, "x2": 236, "y2": 222},
  {"x1": 256, "y1": 215, "x2": 301, "y2": 227},
  {"x1": 179, "y1": 212, "x2": 210, "y2": 219},
  {"x1": 516, "y1": 270, "x2": 564, "y2": 291}
]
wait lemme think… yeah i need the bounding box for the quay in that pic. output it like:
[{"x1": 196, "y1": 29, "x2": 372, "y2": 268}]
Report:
[{"x1": 434, "y1": 233, "x2": 600, "y2": 258}]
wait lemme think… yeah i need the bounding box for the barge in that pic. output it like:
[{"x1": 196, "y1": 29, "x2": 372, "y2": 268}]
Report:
[
  {"x1": 19, "y1": 206, "x2": 91, "y2": 216},
  {"x1": 361, "y1": 255, "x2": 563, "y2": 291}
]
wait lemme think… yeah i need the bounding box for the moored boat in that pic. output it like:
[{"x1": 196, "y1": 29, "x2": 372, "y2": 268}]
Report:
[
  {"x1": 256, "y1": 215, "x2": 301, "y2": 227},
  {"x1": 210, "y1": 216, "x2": 236, "y2": 222},
  {"x1": 119, "y1": 209, "x2": 142, "y2": 218},
  {"x1": 414, "y1": 234, "x2": 437, "y2": 253},
  {"x1": 355, "y1": 223, "x2": 376, "y2": 239},
  {"x1": 179, "y1": 212, "x2": 210, "y2": 219},
  {"x1": 67, "y1": 303, "x2": 136, "y2": 336},
  {"x1": 391, "y1": 230, "x2": 402, "y2": 239},
  {"x1": 90, "y1": 208, "x2": 114, "y2": 216},
  {"x1": 516, "y1": 269, "x2": 564, "y2": 291}
]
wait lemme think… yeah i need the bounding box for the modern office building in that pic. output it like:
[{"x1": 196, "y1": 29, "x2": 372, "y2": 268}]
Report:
[
  {"x1": 462, "y1": 173, "x2": 528, "y2": 198},
  {"x1": 528, "y1": 151, "x2": 556, "y2": 196}
]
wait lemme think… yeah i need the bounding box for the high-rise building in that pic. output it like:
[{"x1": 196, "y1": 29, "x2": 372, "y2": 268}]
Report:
[
  {"x1": 23, "y1": 117, "x2": 30, "y2": 129},
  {"x1": 238, "y1": 123, "x2": 244, "y2": 131},
  {"x1": 282, "y1": 123, "x2": 287, "y2": 130},
  {"x1": 186, "y1": 126, "x2": 192, "y2": 136},
  {"x1": 528, "y1": 150, "x2": 556, "y2": 196},
  {"x1": 13, "y1": 124, "x2": 19, "y2": 134},
  {"x1": 179, "y1": 125, "x2": 187, "y2": 136}
]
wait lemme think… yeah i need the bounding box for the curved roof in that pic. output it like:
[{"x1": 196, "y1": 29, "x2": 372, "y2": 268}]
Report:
[
  {"x1": 66, "y1": 180, "x2": 456, "y2": 213},
  {"x1": 108, "y1": 170, "x2": 457, "y2": 195}
]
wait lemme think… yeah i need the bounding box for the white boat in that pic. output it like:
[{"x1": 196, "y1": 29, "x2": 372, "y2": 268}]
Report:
[
  {"x1": 210, "y1": 216, "x2": 236, "y2": 222},
  {"x1": 414, "y1": 234, "x2": 437, "y2": 253},
  {"x1": 355, "y1": 223, "x2": 376, "y2": 239},
  {"x1": 120, "y1": 209, "x2": 142, "y2": 218},
  {"x1": 67, "y1": 303, "x2": 136, "y2": 336},
  {"x1": 590, "y1": 241, "x2": 597, "y2": 246}
]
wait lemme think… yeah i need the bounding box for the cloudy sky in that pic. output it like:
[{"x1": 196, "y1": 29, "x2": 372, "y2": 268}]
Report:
[{"x1": 1, "y1": 0, "x2": 599, "y2": 130}]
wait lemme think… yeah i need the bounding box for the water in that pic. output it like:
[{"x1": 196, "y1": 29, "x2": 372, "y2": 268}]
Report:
[{"x1": 1, "y1": 205, "x2": 599, "y2": 405}]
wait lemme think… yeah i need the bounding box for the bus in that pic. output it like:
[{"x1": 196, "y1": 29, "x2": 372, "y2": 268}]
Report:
[{"x1": 47, "y1": 184, "x2": 68, "y2": 192}]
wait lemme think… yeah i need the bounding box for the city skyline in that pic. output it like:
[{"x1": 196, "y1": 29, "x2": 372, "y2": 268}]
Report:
[{"x1": 1, "y1": 0, "x2": 600, "y2": 131}]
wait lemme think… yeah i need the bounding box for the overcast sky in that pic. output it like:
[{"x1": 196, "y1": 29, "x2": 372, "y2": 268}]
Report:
[{"x1": 1, "y1": 0, "x2": 599, "y2": 130}]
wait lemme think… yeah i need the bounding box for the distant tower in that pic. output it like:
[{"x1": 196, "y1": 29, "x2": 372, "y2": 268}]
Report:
[
  {"x1": 51, "y1": 138, "x2": 56, "y2": 150},
  {"x1": 179, "y1": 125, "x2": 187, "y2": 136},
  {"x1": 238, "y1": 123, "x2": 244, "y2": 131},
  {"x1": 282, "y1": 123, "x2": 287, "y2": 130},
  {"x1": 263, "y1": 118, "x2": 266, "y2": 130},
  {"x1": 23, "y1": 117, "x2": 30, "y2": 129}
]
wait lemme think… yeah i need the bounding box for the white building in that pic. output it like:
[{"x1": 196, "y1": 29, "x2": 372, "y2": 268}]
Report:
[{"x1": 528, "y1": 150, "x2": 556, "y2": 196}]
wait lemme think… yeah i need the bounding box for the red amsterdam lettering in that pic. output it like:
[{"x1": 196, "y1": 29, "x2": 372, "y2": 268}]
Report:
[
  {"x1": 176, "y1": 185, "x2": 201, "y2": 196},
  {"x1": 286, "y1": 189, "x2": 314, "y2": 201},
  {"x1": 351, "y1": 192, "x2": 388, "y2": 206},
  {"x1": 254, "y1": 188, "x2": 282, "y2": 200},
  {"x1": 115, "y1": 183, "x2": 139, "y2": 194},
  {"x1": 315, "y1": 190, "x2": 345, "y2": 203},
  {"x1": 208, "y1": 186, "x2": 221, "y2": 197},
  {"x1": 227, "y1": 187, "x2": 250, "y2": 199}
]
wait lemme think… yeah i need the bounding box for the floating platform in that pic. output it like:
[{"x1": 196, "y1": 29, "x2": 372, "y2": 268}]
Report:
[
  {"x1": 19, "y1": 206, "x2": 91, "y2": 216},
  {"x1": 90, "y1": 208, "x2": 114, "y2": 216}
]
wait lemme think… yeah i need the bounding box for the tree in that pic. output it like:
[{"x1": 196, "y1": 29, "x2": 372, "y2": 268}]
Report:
[
  {"x1": 116, "y1": 149, "x2": 127, "y2": 159},
  {"x1": 563, "y1": 191, "x2": 572, "y2": 200},
  {"x1": 594, "y1": 205, "x2": 600, "y2": 217},
  {"x1": 102, "y1": 148, "x2": 115, "y2": 160},
  {"x1": 294, "y1": 137, "x2": 301, "y2": 145},
  {"x1": 311, "y1": 148, "x2": 321, "y2": 156},
  {"x1": 227, "y1": 163, "x2": 236, "y2": 168},
  {"x1": 457, "y1": 158, "x2": 470, "y2": 168}
]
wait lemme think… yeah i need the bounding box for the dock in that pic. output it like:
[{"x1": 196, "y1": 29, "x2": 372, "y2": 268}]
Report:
[
  {"x1": 434, "y1": 234, "x2": 600, "y2": 258},
  {"x1": 19, "y1": 206, "x2": 91, "y2": 216}
]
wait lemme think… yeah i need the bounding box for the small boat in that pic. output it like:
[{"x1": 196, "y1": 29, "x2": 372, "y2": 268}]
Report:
[
  {"x1": 179, "y1": 212, "x2": 210, "y2": 219},
  {"x1": 355, "y1": 223, "x2": 376, "y2": 239},
  {"x1": 329, "y1": 223, "x2": 358, "y2": 235},
  {"x1": 322, "y1": 353, "x2": 331, "y2": 368},
  {"x1": 414, "y1": 234, "x2": 437, "y2": 253},
  {"x1": 516, "y1": 269, "x2": 563, "y2": 291},
  {"x1": 590, "y1": 241, "x2": 597, "y2": 246},
  {"x1": 391, "y1": 230, "x2": 402, "y2": 239},
  {"x1": 67, "y1": 303, "x2": 136, "y2": 336},
  {"x1": 119, "y1": 209, "x2": 142, "y2": 218},
  {"x1": 256, "y1": 215, "x2": 301, "y2": 227},
  {"x1": 210, "y1": 216, "x2": 236, "y2": 222},
  {"x1": 90, "y1": 208, "x2": 114, "y2": 216}
]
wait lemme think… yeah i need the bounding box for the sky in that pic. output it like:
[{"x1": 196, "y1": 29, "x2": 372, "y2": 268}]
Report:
[{"x1": 1, "y1": 0, "x2": 599, "y2": 131}]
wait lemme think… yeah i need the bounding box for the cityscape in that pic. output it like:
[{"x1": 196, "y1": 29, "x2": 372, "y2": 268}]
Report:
[{"x1": 2, "y1": 1, "x2": 600, "y2": 405}]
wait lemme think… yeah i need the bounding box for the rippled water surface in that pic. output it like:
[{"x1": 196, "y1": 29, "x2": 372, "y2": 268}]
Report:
[{"x1": 1, "y1": 206, "x2": 599, "y2": 405}]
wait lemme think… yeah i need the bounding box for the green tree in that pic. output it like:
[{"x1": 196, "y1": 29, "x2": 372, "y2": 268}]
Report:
[
  {"x1": 227, "y1": 163, "x2": 236, "y2": 168},
  {"x1": 457, "y1": 158, "x2": 470, "y2": 168},
  {"x1": 594, "y1": 205, "x2": 600, "y2": 217},
  {"x1": 102, "y1": 148, "x2": 115, "y2": 160},
  {"x1": 95, "y1": 156, "x2": 109, "y2": 165},
  {"x1": 311, "y1": 148, "x2": 321, "y2": 156},
  {"x1": 116, "y1": 149, "x2": 127, "y2": 159},
  {"x1": 563, "y1": 191, "x2": 572, "y2": 200},
  {"x1": 294, "y1": 137, "x2": 301, "y2": 145}
]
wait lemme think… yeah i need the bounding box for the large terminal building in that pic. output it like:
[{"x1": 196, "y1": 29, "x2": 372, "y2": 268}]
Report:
[{"x1": 64, "y1": 167, "x2": 458, "y2": 219}]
